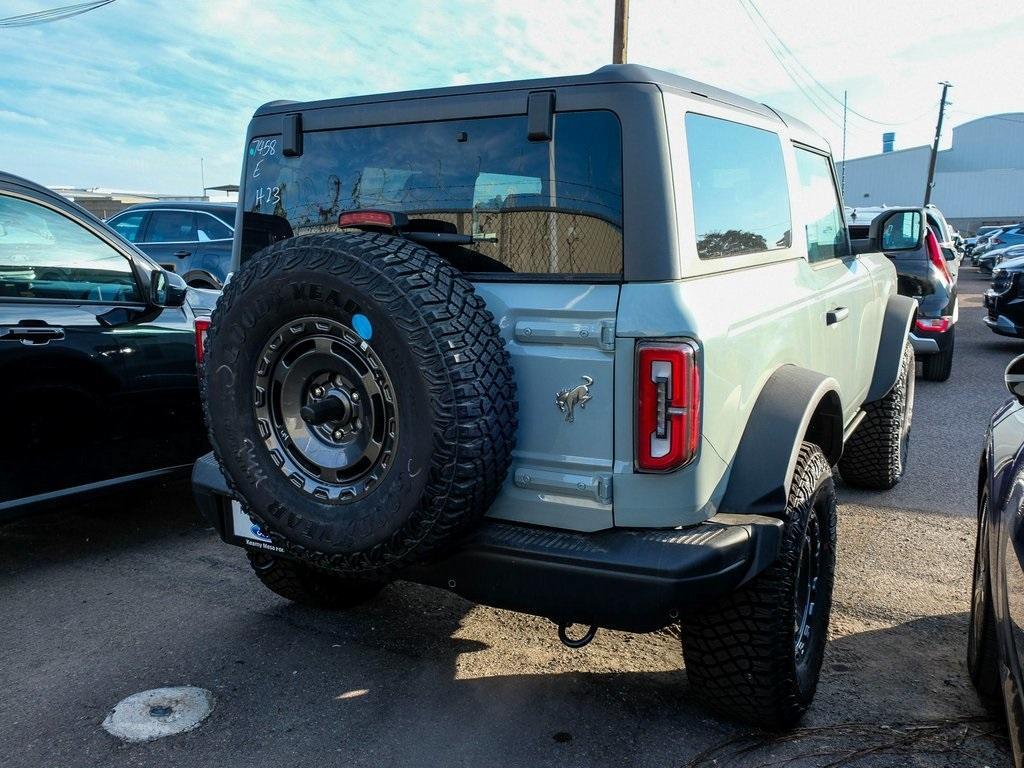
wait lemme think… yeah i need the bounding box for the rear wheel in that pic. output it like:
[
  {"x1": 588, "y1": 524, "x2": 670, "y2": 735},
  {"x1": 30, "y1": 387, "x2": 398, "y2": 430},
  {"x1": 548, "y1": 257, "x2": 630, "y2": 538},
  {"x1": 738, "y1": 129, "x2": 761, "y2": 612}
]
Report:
[
  {"x1": 681, "y1": 442, "x2": 837, "y2": 729},
  {"x1": 921, "y1": 326, "x2": 955, "y2": 382},
  {"x1": 839, "y1": 343, "x2": 914, "y2": 489},
  {"x1": 246, "y1": 551, "x2": 385, "y2": 609},
  {"x1": 968, "y1": 489, "x2": 1002, "y2": 707}
]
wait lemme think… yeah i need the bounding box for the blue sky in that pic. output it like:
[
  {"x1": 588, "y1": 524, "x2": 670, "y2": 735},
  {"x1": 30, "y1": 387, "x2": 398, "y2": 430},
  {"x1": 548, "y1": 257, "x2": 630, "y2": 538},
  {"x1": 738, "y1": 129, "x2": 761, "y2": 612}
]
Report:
[{"x1": 1, "y1": 0, "x2": 1022, "y2": 194}]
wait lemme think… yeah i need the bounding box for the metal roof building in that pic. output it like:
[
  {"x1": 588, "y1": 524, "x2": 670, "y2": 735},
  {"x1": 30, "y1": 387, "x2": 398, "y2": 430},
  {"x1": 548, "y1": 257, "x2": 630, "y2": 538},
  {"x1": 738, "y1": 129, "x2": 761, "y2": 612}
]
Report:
[{"x1": 838, "y1": 113, "x2": 1024, "y2": 234}]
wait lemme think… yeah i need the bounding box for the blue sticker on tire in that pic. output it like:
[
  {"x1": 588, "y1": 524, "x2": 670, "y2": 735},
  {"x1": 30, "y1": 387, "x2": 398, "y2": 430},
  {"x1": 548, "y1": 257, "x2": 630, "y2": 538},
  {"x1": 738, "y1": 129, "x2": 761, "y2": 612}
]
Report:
[{"x1": 352, "y1": 313, "x2": 373, "y2": 340}]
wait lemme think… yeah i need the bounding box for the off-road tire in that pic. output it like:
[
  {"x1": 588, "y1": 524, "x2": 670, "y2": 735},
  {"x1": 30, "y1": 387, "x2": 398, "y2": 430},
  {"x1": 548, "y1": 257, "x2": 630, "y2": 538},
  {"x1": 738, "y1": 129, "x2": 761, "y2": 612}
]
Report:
[
  {"x1": 968, "y1": 489, "x2": 1002, "y2": 708},
  {"x1": 921, "y1": 326, "x2": 955, "y2": 382},
  {"x1": 681, "y1": 442, "x2": 837, "y2": 729},
  {"x1": 202, "y1": 232, "x2": 517, "y2": 576},
  {"x1": 839, "y1": 343, "x2": 914, "y2": 490},
  {"x1": 246, "y1": 551, "x2": 384, "y2": 609}
]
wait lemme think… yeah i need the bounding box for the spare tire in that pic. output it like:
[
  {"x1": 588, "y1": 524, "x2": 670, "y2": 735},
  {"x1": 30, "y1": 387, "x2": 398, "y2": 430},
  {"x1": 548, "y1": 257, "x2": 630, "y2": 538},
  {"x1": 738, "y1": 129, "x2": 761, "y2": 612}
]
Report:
[{"x1": 202, "y1": 231, "x2": 517, "y2": 575}]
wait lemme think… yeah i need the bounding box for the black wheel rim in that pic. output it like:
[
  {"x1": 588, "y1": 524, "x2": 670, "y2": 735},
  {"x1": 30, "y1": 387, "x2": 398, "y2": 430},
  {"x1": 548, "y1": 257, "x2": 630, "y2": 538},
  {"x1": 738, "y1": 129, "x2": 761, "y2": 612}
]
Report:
[
  {"x1": 794, "y1": 509, "x2": 822, "y2": 666},
  {"x1": 253, "y1": 316, "x2": 398, "y2": 502}
]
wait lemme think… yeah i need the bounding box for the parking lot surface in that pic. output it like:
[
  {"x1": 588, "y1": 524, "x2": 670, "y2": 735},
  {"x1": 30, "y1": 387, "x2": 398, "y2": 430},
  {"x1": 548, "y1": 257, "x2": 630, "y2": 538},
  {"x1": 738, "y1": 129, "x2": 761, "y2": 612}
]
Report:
[{"x1": 0, "y1": 268, "x2": 1015, "y2": 767}]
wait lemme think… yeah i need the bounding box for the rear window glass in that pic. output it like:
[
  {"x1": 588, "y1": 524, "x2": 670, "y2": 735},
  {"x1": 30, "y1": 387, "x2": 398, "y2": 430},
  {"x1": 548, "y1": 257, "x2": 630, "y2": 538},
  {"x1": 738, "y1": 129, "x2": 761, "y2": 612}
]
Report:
[
  {"x1": 685, "y1": 113, "x2": 791, "y2": 259},
  {"x1": 197, "y1": 214, "x2": 232, "y2": 241},
  {"x1": 241, "y1": 111, "x2": 623, "y2": 275}
]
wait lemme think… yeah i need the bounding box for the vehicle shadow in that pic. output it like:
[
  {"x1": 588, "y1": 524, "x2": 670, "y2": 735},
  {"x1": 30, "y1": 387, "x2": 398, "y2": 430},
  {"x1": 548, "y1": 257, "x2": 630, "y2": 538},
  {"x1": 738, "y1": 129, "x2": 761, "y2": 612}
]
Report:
[
  {"x1": 0, "y1": 478, "x2": 207, "y2": 579},
  {"x1": 103, "y1": 583, "x2": 1010, "y2": 767},
  {"x1": 0, "y1": 484, "x2": 1010, "y2": 765}
]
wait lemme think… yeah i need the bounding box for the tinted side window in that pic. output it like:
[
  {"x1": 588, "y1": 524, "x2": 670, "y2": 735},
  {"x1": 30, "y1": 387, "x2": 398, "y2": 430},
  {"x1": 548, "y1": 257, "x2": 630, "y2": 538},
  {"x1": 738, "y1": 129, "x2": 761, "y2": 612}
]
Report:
[
  {"x1": 794, "y1": 148, "x2": 849, "y2": 262},
  {"x1": 685, "y1": 113, "x2": 791, "y2": 259},
  {"x1": 0, "y1": 195, "x2": 139, "y2": 302},
  {"x1": 110, "y1": 211, "x2": 146, "y2": 243},
  {"x1": 146, "y1": 211, "x2": 197, "y2": 243},
  {"x1": 196, "y1": 214, "x2": 232, "y2": 241}
]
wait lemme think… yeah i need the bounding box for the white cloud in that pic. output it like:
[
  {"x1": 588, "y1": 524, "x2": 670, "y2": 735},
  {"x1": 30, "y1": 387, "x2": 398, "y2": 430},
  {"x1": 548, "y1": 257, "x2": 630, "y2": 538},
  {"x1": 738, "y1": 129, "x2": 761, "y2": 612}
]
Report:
[
  {"x1": 0, "y1": 109, "x2": 47, "y2": 127},
  {"x1": 0, "y1": 0, "x2": 1021, "y2": 192}
]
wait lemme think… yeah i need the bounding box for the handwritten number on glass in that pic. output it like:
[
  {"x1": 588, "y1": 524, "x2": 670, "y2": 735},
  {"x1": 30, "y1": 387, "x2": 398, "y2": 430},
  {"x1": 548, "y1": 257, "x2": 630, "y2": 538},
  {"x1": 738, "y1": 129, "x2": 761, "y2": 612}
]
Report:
[{"x1": 254, "y1": 187, "x2": 281, "y2": 207}]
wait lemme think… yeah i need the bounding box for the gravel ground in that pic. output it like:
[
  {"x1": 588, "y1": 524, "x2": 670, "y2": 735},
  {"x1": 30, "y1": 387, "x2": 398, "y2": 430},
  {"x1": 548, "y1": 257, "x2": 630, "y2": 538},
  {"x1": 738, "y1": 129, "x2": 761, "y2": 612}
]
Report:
[{"x1": 0, "y1": 267, "x2": 1017, "y2": 767}]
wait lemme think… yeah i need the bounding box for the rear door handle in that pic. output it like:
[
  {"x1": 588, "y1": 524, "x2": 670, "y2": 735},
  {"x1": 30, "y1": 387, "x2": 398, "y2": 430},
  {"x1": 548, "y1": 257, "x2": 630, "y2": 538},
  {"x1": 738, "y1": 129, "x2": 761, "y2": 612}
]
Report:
[
  {"x1": 173, "y1": 250, "x2": 191, "y2": 258},
  {"x1": 0, "y1": 326, "x2": 65, "y2": 345},
  {"x1": 826, "y1": 307, "x2": 849, "y2": 325}
]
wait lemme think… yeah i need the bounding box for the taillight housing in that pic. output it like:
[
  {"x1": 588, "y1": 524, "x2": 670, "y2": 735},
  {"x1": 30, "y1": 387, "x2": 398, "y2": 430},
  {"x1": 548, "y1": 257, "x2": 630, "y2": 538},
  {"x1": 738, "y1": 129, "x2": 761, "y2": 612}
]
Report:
[
  {"x1": 194, "y1": 317, "x2": 211, "y2": 364},
  {"x1": 635, "y1": 340, "x2": 701, "y2": 472},
  {"x1": 915, "y1": 316, "x2": 952, "y2": 334},
  {"x1": 926, "y1": 229, "x2": 953, "y2": 286}
]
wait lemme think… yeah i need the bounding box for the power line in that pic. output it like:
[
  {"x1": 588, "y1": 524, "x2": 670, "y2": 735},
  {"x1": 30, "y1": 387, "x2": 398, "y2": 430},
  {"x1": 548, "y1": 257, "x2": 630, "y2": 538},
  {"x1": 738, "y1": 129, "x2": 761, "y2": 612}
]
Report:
[
  {"x1": 738, "y1": 0, "x2": 934, "y2": 128},
  {"x1": 0, "y1": 0, "x2": 115, "y2": 28},
  {"x1": 735, "y1": 0, "x2": 852, "y2": 134}
]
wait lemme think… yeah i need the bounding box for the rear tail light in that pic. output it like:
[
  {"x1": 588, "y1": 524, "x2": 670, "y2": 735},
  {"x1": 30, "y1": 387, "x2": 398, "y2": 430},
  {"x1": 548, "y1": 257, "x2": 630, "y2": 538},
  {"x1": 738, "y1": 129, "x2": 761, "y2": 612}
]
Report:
[
  {"x1": 635, "y1": 340, "x2": 700, "y2": 472},
  {"x1": 915, "y1": 317, "x2": 952, "y2": 334},
  {"x1": 194, "y1": 317, "x2": 211, "y2": 364},
  {"x1": 926, "y1": 229, "x2": 953, "y2": 285},
  {"x1": 338, "y1": 209, "x2": 408, "y2": 229}
]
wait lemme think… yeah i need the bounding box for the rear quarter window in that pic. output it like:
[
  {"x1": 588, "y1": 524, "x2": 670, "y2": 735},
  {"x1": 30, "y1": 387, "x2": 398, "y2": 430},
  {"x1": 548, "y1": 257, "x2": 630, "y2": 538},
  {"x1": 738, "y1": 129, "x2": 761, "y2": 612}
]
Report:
[{"x1": 685, "y1": 113, "x2": 792, "y2": 260}]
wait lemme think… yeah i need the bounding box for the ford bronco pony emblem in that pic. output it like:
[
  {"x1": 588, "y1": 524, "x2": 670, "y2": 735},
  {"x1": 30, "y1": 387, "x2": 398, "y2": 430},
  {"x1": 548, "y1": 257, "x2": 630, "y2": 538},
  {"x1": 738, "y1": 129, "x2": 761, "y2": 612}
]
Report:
[{"x1": 555, "y1": 376, "x2": 593, "y2": 423}]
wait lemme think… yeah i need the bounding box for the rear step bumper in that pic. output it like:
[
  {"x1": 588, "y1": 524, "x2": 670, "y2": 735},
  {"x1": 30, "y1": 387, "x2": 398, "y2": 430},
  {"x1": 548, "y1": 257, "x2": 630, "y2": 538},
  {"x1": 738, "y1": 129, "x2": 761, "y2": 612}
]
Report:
[{"x1": 192, "y1": 452, "x2": 783, "y2": 633}]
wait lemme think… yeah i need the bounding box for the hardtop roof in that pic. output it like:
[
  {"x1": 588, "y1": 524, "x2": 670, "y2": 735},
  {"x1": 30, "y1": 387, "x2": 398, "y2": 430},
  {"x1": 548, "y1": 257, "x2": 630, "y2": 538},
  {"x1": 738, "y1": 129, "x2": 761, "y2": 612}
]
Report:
[{"x1": 252, "y1": 64, "x2": 827, "y2": 149}]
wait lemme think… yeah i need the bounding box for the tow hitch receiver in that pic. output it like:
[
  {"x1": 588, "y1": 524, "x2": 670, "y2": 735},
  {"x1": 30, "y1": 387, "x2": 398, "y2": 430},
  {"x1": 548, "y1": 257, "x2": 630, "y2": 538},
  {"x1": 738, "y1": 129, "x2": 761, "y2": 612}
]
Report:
[{"x1": 557, "y1": 622, "x2": 598, "y2": 649}]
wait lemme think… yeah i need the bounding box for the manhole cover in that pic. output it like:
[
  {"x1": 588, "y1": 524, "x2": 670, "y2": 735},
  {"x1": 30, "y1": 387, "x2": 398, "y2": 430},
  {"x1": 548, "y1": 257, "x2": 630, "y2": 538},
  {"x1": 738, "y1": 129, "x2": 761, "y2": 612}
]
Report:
[{"x1": 102, "y1": 686, "x2": 214, "y2": 742}]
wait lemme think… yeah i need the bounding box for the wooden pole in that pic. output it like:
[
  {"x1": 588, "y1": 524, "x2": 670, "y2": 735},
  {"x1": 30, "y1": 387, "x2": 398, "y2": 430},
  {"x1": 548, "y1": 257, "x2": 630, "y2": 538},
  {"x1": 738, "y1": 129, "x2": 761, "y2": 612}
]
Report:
[
  {"x1": 924, "y1": 81, "x2": 952, "y2": 207},
  {"x1": 613, "y1": 0, "x2": 629, "y2": 64}
]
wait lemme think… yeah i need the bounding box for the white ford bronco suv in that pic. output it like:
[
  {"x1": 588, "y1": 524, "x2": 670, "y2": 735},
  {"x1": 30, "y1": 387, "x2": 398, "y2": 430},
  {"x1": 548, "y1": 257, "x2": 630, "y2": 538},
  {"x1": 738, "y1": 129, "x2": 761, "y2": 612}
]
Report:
[{"x1": 193, "y1": 64, "x2": 920, "y2": 727}]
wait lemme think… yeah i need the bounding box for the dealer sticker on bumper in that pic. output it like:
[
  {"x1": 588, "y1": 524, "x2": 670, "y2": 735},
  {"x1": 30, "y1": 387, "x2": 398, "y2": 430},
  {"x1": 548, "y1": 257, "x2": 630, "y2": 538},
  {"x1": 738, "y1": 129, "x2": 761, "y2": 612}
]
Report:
[{"x1": 231, "y1": 500, "x2": 283, "y2": 552}]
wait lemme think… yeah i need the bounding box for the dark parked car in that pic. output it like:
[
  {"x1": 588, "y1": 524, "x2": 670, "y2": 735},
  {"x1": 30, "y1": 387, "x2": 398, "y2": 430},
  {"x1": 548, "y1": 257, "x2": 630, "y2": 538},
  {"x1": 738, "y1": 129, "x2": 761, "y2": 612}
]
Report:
[
  {"x1": 0, "y1": 172, "x2": 209, "y2": 518},
  {"x1": 106, "y1": 201, "x2": 236, "y2": 289},
  {"x1": 979, "y1": 244, "x2": 1024, "y2": 275},
  {"x1": 970, "y1": 354, "x2": 1024, "y2": 766},
  {"x1": 985, "y1": 255, "x2": 1024, "y2": 338},
  {"x1": 850, "y1": 208, "x2": 957, "y2": 381}
]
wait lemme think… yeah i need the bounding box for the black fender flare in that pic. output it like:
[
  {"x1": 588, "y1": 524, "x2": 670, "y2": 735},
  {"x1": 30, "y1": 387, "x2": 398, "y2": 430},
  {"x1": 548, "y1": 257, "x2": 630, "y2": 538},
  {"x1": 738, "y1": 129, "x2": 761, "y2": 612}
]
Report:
[
  {"x1": 866, "y1": 294, "x2": 917, "y2": 402},
  {"x1": 719, "y1": 365, "x2": 842, "y2": 517}
]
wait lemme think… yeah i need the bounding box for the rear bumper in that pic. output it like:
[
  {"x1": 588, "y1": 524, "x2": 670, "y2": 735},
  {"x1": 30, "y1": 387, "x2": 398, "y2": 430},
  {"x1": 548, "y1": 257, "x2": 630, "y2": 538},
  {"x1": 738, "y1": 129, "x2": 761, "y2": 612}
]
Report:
[
  {"x1": 984, "y1": 289, "x2": 1024, "y2": 338},
  {"x1": 192, "y1": 453, "x2": 783, "y2": 632},
  {"x1": 908, "y1": 332, "x2": 940, "y2": 354},
  {"x1": 984, "y1": 314, "x2": 1024, "y2": 338}
]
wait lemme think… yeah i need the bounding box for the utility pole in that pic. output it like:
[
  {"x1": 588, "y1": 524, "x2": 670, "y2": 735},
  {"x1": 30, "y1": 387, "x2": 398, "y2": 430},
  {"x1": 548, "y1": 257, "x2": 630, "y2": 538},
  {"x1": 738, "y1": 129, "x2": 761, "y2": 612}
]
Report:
[
  {"x1": 613, "y1": 0, "x2": 629, "y2": 64},
  {"x1": 924, "y1": 81, "x2": 952, "y2": 207},
  {"x1": 841, "y1": 89, "x2": 847, "y2": 197}
]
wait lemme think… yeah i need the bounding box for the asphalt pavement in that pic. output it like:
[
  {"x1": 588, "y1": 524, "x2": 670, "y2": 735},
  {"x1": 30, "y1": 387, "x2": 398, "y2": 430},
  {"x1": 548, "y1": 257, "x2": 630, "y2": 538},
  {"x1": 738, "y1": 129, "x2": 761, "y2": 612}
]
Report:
[{"x1": 0, "y1": 266, "x2": 1017, "y2": 767}]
